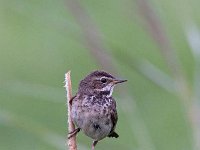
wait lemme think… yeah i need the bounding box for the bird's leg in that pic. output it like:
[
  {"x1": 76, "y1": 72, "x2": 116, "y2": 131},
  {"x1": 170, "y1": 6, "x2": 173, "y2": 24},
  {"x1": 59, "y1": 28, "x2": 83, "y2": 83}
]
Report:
[
  {"x1": 68, "y1": 128, "x2": 80, "y2": 139},
  {"x1": 91, "y1": 140, "x2": 98, "y2": 150}
]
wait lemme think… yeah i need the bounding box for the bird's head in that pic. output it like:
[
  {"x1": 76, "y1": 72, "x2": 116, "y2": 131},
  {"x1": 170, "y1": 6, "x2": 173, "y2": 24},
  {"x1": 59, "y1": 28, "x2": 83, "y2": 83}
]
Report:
[{"x1": 78, "y1": 70, "x2": 127, "y2": 97}]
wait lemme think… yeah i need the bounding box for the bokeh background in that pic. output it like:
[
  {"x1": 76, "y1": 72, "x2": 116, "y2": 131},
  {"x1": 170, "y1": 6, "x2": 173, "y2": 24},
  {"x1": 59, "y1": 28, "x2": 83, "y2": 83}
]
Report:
[{"x1": 1, "y1": 0, "x2": 200, "y2": 150}]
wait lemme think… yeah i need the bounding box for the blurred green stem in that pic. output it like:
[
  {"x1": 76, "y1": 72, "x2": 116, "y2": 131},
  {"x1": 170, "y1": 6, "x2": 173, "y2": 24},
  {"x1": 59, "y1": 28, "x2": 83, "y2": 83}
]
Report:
[
  {"x1": 186, "y1": 24, "x2": 200, "y2": 150},
  {"x1": 137, "y1": 0, "x2": 199, "y2": 150},
  {"x1": 0, "y1": 109, "x2": 65, "y2": 150},
  {"x1": 66, "y1": 0, "x2": 116, "y2": 73}
]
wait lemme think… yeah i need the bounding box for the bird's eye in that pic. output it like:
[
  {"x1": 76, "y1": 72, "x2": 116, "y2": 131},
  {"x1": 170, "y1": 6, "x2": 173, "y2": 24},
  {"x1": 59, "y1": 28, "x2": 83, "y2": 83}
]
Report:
[{"x1": 100, "y1": 77, "x2": 107, "y2": 83}]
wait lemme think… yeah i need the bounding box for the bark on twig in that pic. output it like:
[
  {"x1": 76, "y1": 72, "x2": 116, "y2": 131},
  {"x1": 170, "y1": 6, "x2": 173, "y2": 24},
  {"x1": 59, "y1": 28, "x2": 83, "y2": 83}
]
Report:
[{"x1": 64, "y1": 71, "x2": 77, "y2": 150}]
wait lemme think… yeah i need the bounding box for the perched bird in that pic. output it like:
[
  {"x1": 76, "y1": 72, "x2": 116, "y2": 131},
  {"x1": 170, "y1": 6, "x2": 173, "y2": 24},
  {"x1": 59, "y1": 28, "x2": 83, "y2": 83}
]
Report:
[{"x1": 68, "y1": 70, "x2": 127, "y2": 150}]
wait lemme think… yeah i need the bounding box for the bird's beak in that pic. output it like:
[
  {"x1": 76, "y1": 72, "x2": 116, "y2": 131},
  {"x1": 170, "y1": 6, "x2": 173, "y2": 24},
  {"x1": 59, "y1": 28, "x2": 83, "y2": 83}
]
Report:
[{"x1": 113, "y1": 79, "x2": 127, "y2": 84}]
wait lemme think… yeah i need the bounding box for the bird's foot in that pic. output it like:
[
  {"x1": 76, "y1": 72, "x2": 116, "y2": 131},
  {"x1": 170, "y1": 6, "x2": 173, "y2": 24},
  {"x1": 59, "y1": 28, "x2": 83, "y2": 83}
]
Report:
[{"x1": 68, "y1": 128, "x2": 80, "y2": 139}]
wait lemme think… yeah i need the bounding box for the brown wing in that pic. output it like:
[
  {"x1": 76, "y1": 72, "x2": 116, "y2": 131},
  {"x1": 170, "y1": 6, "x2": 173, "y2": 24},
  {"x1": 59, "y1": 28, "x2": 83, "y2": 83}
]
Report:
[{"x1": 108, "y1": 97, "x2": 118, "y2": 138}]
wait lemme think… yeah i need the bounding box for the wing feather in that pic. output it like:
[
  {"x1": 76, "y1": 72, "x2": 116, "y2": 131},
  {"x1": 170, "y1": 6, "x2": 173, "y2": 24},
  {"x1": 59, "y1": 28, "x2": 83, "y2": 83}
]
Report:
[{"x1": 108, "y1": 97, "x2": 118, "y2": 137}]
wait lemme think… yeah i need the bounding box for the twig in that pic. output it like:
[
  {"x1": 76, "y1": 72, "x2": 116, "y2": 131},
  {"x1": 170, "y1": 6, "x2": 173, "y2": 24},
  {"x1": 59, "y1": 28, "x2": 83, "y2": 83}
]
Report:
[{"x1": 64, "y1": 71, "x2": 77, "y2": 150}]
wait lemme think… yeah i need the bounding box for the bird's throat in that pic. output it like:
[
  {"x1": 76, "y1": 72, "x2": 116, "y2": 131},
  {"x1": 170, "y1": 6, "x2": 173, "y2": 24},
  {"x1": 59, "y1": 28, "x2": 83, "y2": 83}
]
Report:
[{"x1": 99, "y1": 86, "x2": 114, "y2": 97}]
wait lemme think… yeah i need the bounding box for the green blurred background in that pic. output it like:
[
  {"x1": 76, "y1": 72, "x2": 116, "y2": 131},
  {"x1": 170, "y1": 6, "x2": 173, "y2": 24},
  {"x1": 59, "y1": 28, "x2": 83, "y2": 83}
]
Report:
[{"x1": 1, "y1": 0, "x2": 200, "y2": 150}]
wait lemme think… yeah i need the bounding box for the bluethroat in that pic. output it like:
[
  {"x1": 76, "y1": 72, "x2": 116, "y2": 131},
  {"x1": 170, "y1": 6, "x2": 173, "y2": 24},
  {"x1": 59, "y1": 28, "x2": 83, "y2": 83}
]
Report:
[{"x1": 68, "y1": 70, "x2": 127, "y2": 150}]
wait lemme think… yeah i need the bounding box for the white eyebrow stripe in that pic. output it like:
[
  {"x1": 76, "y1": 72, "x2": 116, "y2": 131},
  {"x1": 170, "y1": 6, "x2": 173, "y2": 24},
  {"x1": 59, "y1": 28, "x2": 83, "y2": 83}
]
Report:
[{"x1": 99, "y1": 77, "x2": 113, "y2": 80}]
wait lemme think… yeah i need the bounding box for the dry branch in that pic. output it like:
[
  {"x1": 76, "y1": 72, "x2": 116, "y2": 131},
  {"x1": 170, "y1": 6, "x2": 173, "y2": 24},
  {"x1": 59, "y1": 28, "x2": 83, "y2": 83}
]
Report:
[{"x1": 64, "y1": 71, "x2": 77, "y2": 150}]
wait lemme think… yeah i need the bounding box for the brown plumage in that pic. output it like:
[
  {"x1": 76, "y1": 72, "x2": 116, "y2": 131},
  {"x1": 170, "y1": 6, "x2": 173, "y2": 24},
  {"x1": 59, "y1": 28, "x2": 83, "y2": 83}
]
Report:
[{"x1": 68, "y1": 70, "x2": 127, "y2": 150}]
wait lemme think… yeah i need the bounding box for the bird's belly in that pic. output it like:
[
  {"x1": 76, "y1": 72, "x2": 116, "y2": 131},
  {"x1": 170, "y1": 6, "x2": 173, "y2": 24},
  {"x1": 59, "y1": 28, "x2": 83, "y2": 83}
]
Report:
[
  {"x1": 82, "y1": 112, "x2": 112, "y2": 140},
  {"x1": 72, "y1": 105, "x2": 112, "y2": 140}
]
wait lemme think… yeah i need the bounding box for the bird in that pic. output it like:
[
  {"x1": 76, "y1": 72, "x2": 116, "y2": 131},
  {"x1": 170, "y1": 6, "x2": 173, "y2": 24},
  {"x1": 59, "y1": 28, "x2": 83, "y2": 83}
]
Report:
[{"x1": 68, "y1": 70, "x2": 127, "y2": 150}]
